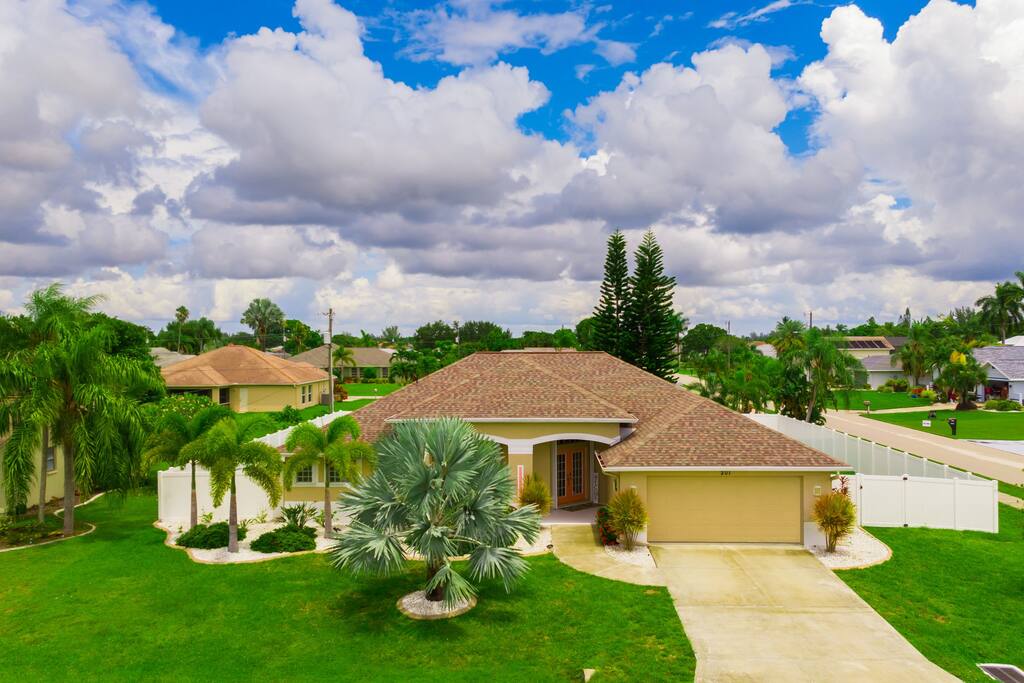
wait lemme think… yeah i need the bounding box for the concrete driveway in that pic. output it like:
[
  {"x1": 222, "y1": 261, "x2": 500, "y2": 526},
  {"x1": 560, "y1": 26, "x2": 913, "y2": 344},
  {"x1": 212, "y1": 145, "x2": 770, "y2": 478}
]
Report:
[{"x1": 651, "y1": 544, "x2": 956, "y2": 682}]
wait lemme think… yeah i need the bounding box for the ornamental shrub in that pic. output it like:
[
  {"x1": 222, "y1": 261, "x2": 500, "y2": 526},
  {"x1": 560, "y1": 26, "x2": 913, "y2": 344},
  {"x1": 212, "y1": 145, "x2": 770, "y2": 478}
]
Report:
[
  {"x1": 273, "y1": 405, "x2": 303, "y2": 426},
  {"x1": 608, "y1": 489, "x2": 647, "y2": 551},
  {"x1": 518, "y1": 473, "x2": 551, "y2": 516},
  {"x1": 280, "y1": 503, "x2": 317, "y2": 529},
  {"x1": 884, "y1": 377, "x2": 909, "y2": 392},
  {"x1": 920, "y1": 389, "x2": 937, "y2": 403},
  {"x1": 251, "y1": 526, "x2": 317, "y2": 553},
  {"x1": 877, "y1": 385, "x2": 893, "y2": 393},
  {"x1": 176, "y1": 522, "x2": 247, "y2": 549},
  {"x1": 812, "y1": 491, "x2": 856, "y2": 553},
  {"x1": 595, "y1": 506, "x2": 618, "y2": 546}
]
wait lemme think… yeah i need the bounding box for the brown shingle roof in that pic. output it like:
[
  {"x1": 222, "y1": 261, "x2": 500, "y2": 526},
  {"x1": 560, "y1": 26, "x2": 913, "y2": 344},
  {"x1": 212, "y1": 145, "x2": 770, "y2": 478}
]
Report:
[
  {"x1": 288, "y1": 344, "x2": 394, "y2": 370},
  {"x1": 350, "y1": 351, "x2": 844, "y2": 470},
  {"x1": 162, "y1": 345, "x2": 329, "y2": 388}
]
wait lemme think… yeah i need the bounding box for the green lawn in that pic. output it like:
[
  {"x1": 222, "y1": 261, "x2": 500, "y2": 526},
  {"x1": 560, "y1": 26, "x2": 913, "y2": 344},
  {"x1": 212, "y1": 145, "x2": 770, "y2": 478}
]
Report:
[
  {"x1": 343, "y1": 382, "x2": 402, "y2": 396},
  {"x1": 839, "y1": 505, "x2": 1024, "y2": 681},
  {"x1": 0, "y1": 494, "x2": 694, "y2": 681},
  {"x1": 866, "y1": 409, "x2": 1024, "y2": 441},
  {"x1": 839, "y1": 390, "x2": 928, "y2": 411}
]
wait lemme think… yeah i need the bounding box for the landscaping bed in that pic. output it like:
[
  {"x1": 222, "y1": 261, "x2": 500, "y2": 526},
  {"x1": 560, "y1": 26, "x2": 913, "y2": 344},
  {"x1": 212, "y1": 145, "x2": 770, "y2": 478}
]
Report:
[
  {"x1": 838, "y1": 504, "x2": 1023, "y2": 681},
  {"x1": 865, "y1": 408, "x2": 1024, "y2": 440},
  {"x1": 1, "y1": 493, "x2": 694, "y2": 681},
  {"x1": 0, "y1": 514, "x2": 91, "y2": 550}
]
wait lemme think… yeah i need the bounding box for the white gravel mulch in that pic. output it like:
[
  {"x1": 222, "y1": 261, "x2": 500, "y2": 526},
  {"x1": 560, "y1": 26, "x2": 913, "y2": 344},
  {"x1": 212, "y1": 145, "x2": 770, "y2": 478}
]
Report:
[
  {"x1": 397, "y1": 591, "x2": 476, "y2": 620},
  {"x1": 604, "y1": 543, "x2": 657, "y2": 568},
  {"x1": 159, "y1": 521, "x2": 335, "y2": 564},
  {"x1": 519, "y1": 526, "x2": 552, "y2": 555},
  {"x1": 811, "y1": 526, "x2": 891, "y2": 570}
]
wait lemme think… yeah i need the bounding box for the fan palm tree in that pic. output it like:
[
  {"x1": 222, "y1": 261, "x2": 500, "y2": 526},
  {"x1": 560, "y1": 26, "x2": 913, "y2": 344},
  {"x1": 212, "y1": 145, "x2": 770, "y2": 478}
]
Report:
[
  {"x1": 0, "y1": 288, "x2": 155, "y2": 535},
  {"x1": 330, "y1": 418, "x2": 541, "y2": 606},
  {"x1": 800, "y1": 329, "x2": 862, "y2": 422},
  {"x1": 283, "y1": 417, "x2": 375, "y2": 537},
  {"x1": 181, "y1": 417, "x2": 283, "y2": 552},
  {"x1": 975, "y1": 281, "x2": 1024, "y2": 344},
  {"x1": 240, "y1": 298, "x2": 285, "y2": 351},
  {"x1": 175, "y1": 306, "x2": 189, "y2": 353},
  {"x1": 143, "y1": 405, "x2": 233, "y2": 529}
]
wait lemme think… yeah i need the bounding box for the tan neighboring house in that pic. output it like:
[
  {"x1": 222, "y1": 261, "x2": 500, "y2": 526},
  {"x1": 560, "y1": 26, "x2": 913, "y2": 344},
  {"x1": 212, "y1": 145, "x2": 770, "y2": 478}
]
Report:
[
  {"x1": 289, "y1": 344, "x2": 394, "y2": 380},
  {"x1": 161, "y1": 345, "x2": 331, "y2": 413},
  {"x1": 0, "y1": 428, "x2": 65, "y2": 515},
  {"x1": 348, "y1": 351, "x2": 846, "y2": 546}
]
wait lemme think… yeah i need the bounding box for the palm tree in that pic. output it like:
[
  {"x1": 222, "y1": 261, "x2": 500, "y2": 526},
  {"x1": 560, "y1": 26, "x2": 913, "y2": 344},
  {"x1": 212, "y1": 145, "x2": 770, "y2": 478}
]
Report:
[
  {"x1": 379, "y1": 326, "x2": 402, "y2": 348},
  {"x1": 800, "y1": 329, "x2": 862, "y2": 422},
  {"x1": 283, "y1": 417, "x2": 375, "y2": 538},
  {"x1": 181, "y1": 418, "x2": 283, "y2": 552},
  {"x1": 174, "y1": 306, "x2": 190, "y2": 353},
  {"x1": 893, "y1": 322, "x2": 932, "y2": 387},
  {"x1": 332, "y1": 346, "x2": 356, "y2": 380},
  {"x1": 936, "y1": 351, "x2": 988, "y2": 411},
  {"x1": 240, "y1": 298, "x2": 285, "y2": 351},
  {"x1": 143, "y1": 405, "x2": 233, "y2": 529},
  {"x1": 770, "y1": 317, "x2": 807, "y2": 357},
  {"x1": 0, "y1": 286, "x2": 155, "y2": 535},
  {"x1": 330, "y1": 418, "x2": 541, "y2": 606},
  {"x1": 975, "y1": 281, "x2": 1024, "y2": 344}
]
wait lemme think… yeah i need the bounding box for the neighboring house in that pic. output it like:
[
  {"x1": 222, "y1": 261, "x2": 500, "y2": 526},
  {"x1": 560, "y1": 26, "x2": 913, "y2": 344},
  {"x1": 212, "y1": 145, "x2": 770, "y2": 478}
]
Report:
[
  {"x1": 161, "y1": 345, "x2": 331, "y2": 413},
  {"x1": 860, "y1": 355, "x2": 907, "y2": 389},
  {"x1": 0, "y1": 427, "x2": 65, "y2": 515},
  {"x1": 884, "y1": 336, "x2": 908, "y2": 353},
  {"x1": 1003, "y1": 335, "x2": 1024, "y2": 347},
  {"x1": 150, "y1": 347, "x2": 196, "y2": 368},
  {"x1": 972, "y1": 346, "x2": 1024, "y2": 403},
  {"x1": 289, "y1": 345, "x2": 395, "y2": 380},
  {"x1": 834, "y1": 336, "x2": 894, "y2": 359},
  {"x1": 750, "y1": 341, "x2": 777, "y2": 358},
  {"x1": 348, "y1": 351, "x2": 845, "y2": 546}
]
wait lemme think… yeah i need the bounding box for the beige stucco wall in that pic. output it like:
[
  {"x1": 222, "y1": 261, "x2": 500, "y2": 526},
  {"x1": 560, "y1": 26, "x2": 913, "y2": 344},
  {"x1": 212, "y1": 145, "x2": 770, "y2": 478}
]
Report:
[
  {"x1": 281, "y1": 461, "x2": 358, "y2": 503},
  {"x1": 473, "y1": 421, "x2": 621, "y2": 441},
  {"x1": 533, "y1": 443, "x2": 552, "y2": 492},
  {"x1": 0, "y1": 433, "x2": 65, "y2": 514}
]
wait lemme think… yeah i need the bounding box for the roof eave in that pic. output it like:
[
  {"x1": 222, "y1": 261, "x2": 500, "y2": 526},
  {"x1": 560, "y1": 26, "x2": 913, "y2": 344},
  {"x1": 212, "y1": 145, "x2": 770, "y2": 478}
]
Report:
[
  {"x1": 384, "y1": 416, "x2": 638, "y2": 424},
  {"x1": 600, "y1": 465, "x2": 848, "y2": 472}
]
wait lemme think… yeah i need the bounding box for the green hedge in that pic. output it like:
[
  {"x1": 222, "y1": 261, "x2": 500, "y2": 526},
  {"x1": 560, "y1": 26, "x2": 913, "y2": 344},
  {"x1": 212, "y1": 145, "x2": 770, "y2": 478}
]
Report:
[
  {"x1": 250, "y1": 526, "x2": 317, "y2": 553},
  {"x1": 176, "y1": 522, "x2": 247, "y2": 549}
]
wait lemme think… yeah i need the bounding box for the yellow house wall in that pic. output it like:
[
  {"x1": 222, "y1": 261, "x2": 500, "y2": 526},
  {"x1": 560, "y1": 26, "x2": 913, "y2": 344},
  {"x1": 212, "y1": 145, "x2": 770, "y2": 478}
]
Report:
[
  {"x1": 0, "y1": 433, "x2": 65, "y2": 514},
  {"x1": 281, "y1": 462, "x2": 358, "y2": 503},
  {"x1": 472, "y1": 421, "x2": 621, "y2": 441},
  {"x1": 532, "y1": 443, "x2": 551, "y2": 493}
]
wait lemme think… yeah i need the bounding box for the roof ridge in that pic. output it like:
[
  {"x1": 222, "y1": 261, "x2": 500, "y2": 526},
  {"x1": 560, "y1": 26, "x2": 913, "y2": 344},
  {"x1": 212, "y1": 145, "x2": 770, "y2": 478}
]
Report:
[{"x1": 519, "y1": 354, "x2": 638, "y2": 420}]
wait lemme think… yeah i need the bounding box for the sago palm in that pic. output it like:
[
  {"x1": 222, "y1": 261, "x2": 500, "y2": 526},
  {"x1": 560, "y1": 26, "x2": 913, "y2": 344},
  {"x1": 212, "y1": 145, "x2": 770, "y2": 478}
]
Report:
[
  {"x1": 143, "y1": 404, "x2": 233, "y2": 529},
  {"x1": 330, "y1": 418, "x2": 541, "y2": 606},
  {"x1": 283, "y1": 417, "x2": 375, "y2": 538},
  {"x1": 182, "y1": 418, "x2": 283, "y2": 552}
]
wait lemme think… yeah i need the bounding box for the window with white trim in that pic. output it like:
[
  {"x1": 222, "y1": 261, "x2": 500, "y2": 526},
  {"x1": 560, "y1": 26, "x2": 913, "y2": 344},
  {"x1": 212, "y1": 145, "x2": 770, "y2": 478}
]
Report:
[
  {"x1": 328, "y1": 465, "x2": 342, "y2": 484},
  {"x1": 295, "y1": 465, "x2": 313, "y2": 484},
  {"x1": 43, "y1": 429, "x2": 56, "y2": 472}
]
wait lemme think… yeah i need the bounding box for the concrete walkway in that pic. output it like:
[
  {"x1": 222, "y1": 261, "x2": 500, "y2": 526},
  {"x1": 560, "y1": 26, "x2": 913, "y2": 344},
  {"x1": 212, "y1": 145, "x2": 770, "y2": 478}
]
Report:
[
  {"x1": 549, "y1": 525, "x2": 664, "y2": 586},
  {"x1": 651, "y1": 544, "x2": 955, "y2": 682},
  {"x1": 826, "y1": 412, "x2": 1024, "y2": 506}
]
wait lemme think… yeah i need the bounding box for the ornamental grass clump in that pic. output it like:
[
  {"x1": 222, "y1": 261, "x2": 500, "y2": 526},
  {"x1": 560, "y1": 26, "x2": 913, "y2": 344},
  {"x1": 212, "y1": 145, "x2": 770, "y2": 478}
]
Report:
[
  {"x1": 518, "y1": 473, "x2": 551, "y2": 516},
  {"x1": 329, "y1": 418, "x2": 541, "y2": 607},
  {"x1": 812, "y1": 491, "x2": 856, "y2": 553},
  {"x1": 608, "y1": 489, "x2": 647, "y2": 551}
]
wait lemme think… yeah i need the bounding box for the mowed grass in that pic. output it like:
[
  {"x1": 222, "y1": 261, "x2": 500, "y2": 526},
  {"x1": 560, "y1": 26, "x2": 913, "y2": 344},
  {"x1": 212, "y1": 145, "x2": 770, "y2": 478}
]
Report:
[
  {"x1": 865, "y1": 409, "x2": 1024, "y2": 440},
  {"x1": 0, "y1": 494, "x2": 694, "y2": 682},
  {"x1": 342, "y1": 382, "x2": 402, "y2": 396},
  {"x1": 839, "y1": 505, "x2": 1024, "y2": 681},
  {"x1": 839, "y1": 390, "x2": 929, "y2": 411}
]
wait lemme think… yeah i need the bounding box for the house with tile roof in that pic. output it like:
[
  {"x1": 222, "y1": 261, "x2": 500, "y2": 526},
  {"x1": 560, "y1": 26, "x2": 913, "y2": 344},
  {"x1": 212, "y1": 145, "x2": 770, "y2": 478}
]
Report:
[
  {"x1": 972, "y1": 346, "x2": 1024, "y2": 403},
  {"x1": 161, "y1": 345, "x2": 331, "y2": 413},
  {"x1": 347, "y1": 350, "x2": 846, "y2": 546}
]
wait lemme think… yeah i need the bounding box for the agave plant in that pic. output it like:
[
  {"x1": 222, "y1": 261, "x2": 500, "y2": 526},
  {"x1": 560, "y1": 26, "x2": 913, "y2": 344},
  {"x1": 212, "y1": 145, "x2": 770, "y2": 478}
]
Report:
[{"x1": 329, "y1": 418, "x2": 541, "y2": 606}]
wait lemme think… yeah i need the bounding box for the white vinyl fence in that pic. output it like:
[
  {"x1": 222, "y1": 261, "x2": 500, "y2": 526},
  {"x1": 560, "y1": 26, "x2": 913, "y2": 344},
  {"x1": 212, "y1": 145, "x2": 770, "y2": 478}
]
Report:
[
  {"x1": 157, "y1": 409, "x2": 353, "y2": 526},
  {"x1": 748, "y1": 413, "x2": 999, "y2": 533}
]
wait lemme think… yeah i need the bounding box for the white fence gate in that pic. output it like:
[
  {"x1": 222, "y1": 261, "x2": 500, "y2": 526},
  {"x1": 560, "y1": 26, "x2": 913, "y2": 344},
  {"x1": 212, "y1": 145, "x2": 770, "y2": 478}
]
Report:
[
  {"x1": 157, "y1": 408, "x2": 353, "y2": 526},
  {"x1": 748, "y1": 413, "x2": 999, "y2": 533}
]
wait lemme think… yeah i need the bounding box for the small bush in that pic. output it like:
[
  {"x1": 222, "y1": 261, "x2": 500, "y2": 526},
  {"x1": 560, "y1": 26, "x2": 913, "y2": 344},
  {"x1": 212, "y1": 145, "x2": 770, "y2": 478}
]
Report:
[
  {"x1": 920, "y1": 389, "x2": 937, "y2": 403},
  {"x1": 273, "y1": 405, "x2": 303, "y2": 426},
  {"x1": 176, "y1": 522, "x2": 247, "y2": 549},
  {"x1": 985, "y1": 399, "x2": 1022, "y2": 412},
  {"x1": 877, "y1": 385, "x2": 893, "y2": 393},
  {"x1": 812, "y1": 492, "x2": 856, "y2": 553},
  {"x1": 884, "y1": 377, "x2": 909, "y2": 392},
  {"x1": 595, "y1": 506, "x2": 618, "y2": 545},
  {"x1": 250, "y1": 526, "x2": 317, "y2": 553},
  {"x1": 607, "y1": 489, "x2": 647, "y2": 551},
  {"x1": 518, "y1": 473, "x2": 551, "y2": 516},
  {"x1": 360, "y1": 367, "x2": 379, "y2": 381},
  {"x1": 280, "y1": 503, "x2": 317, "y2": 528}
]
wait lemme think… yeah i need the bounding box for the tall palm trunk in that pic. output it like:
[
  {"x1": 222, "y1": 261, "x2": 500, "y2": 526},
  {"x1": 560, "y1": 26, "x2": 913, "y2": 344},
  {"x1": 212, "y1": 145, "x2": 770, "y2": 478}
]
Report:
[
  {"x1": 37, "y1": 437, "x2": 47, "y2": 524},
  {"x1": 189, "y1": 460, "x2": 198, "y2": 529},
  {"x1": 228, "y1": 474, "x2": 239, "y2": 553},
  {"x1": 62, "y1": 439, "x2": 75, "y2": 537},
  {"x1": 323, "y1": 476, "x2": 332, "y2": 538},
  {"x1": 805, "y1": 382, "x2": 818, "y2": 423}
]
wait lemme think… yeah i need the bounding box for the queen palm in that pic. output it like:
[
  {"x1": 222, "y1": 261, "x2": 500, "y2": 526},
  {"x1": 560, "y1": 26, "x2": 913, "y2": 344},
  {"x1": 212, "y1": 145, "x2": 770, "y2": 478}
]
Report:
[
  {"x1": 770, "y1": 317, "x2": 807, "y2": 357},
  {"x1": 975, "y1": 281, "x2": 1024, "y2": 344},
  {"x1": 143, "y1": 404, "x2": 233, "y2": 529},
  {"x1": 893, "y1": 322, "x2": 932, "y2": 387},
  {"x1": 0, "y1": 290, "x2": 154, "y2": 535},
  {"x1": 283, "y1": 417, "x2": 375, "y2": 537},
  {"x1": 330, "y1": 418, "x2": 541, "y2": 606},
  {"x1": 800, "y1": 329, "x2": 862, "y2": 422},
  {"x1": 175, "y1": 306, "x2": 189, "y2": 353},
  {"x1": 332, "y1": 346, "x2": 356, "y2": 380},
  {"x1": 181, "y1": 417, "x2": 283, "y2": 552}
]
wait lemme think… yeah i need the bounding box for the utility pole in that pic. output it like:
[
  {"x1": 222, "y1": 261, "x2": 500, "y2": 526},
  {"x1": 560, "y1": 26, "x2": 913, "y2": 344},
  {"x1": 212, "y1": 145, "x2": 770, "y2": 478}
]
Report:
[
  {"x1": 808, "y1": 310, "x2": 814, "y2": 329},
  {"x1": 325, "y1": 307, "x2": 335, "y2": 412}
]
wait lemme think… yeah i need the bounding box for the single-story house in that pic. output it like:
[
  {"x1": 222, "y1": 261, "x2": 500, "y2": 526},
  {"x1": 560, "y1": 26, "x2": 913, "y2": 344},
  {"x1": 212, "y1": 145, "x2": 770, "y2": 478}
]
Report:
[
  {"x1": 972, "y1": 346, "x2": 1024, "y2": 403},
  {"x1": 750, "y1": 341, "x2": 777, "y2": 358},
  {"x1": 1003, "y1": 335, "x2": 1024, "y2": 347},
  {"x1": 859, "y1": 354, "x2": 906, "y2": 389},
  {"x1": 835, "y1": 336, "x2": 894, "y2": 359},
  {"x1": 161, "y1": 345, "x2": 331, "y2": 413},
  {"x1": 288, "y1": 344, "x2": 394, "y2": 381},
  {"x1": 348, "y1": 350, "x2": 846, "y2": 546},
  {"x1": 150, "y1": 347, "x2": 196, "y2": 368},
  {"x1": 0, "y1": 427, "x2": 64, "y2": 515}
]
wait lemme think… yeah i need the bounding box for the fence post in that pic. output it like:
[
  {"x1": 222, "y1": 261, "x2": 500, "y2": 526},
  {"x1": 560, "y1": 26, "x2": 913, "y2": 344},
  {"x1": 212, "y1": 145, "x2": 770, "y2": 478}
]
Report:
[{"x1": 902, "y1": 474, "x2": 908, "y2": 527}]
